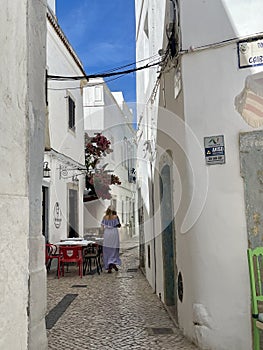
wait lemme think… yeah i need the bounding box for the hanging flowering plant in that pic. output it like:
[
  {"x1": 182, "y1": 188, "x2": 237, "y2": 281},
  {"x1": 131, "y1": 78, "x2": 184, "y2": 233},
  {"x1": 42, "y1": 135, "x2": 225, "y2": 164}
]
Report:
[
  {"x1": 85, "y1": 133, "x2": 113, "y2": 170},
  {"x1": 84, "y1": 133, "x2": 121, "y2": 201}
]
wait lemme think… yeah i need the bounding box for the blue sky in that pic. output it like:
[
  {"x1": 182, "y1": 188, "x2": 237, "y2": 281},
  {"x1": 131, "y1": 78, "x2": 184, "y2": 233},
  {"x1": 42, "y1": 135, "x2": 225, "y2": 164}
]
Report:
[{"x1": 56, "y1": 0, "x2": 136, "y2": 104}]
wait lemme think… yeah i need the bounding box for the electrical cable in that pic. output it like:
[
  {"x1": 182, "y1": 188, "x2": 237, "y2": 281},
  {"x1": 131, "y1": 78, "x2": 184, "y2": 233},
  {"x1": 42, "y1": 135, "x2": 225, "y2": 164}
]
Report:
[
  {"x1": 47, "y1": 73, "x2": 133, "y2": 91},
  {"x1": 47, "y1": 59, "x2": 164, "y2": 81},
  {"x1": 47, "y1": 60, "x2": 154, "y2": 90},
  {"x1": 91, "y1": 53, "x2": 160, "y2": 75}
]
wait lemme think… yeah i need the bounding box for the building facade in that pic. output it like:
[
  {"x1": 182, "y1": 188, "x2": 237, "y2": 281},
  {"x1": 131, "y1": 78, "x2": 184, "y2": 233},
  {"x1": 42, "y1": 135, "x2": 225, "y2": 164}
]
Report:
[
  {"x1": 0, "y1": 0, "x2": 47, "y2": 349},
  {"x1": 136, "y1": 0, "x2": 263, "y2": 349},
  {"x1": 44, "y1": 4, "x2": 86, "y2": 244},
  {"x1": 83, "y1": 78, "x2": 136, "y2": 240}
]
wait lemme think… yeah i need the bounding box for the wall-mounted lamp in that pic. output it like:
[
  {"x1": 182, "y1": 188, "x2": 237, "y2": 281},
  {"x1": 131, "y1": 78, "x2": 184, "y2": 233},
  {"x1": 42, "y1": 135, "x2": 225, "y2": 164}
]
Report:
[{"x1": 43, "y1": 161, "x2": 51, "y2": 178}]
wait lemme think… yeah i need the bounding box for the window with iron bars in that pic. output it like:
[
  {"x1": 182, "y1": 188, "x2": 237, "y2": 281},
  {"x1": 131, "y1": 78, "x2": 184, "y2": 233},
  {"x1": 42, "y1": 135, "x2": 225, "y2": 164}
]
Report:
[{"x1": 68, "y1": 95, "x2": 75, "y2": 130}]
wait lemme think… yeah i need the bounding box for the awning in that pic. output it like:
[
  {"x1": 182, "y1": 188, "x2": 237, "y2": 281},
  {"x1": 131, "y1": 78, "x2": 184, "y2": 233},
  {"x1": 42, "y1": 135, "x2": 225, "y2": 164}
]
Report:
[{"x1": 235, "y1": 71, "x2": 263, "y2": 128}]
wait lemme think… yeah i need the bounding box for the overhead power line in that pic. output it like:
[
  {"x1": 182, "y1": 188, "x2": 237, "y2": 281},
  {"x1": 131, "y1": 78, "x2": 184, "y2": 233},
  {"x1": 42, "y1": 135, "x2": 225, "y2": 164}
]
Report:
[
  {"x1": 47, "y1": 73, "x2": 132, "y2": 91},
  {"x1": 91, "y1": 53, "x2": 160, "y2": 75},
  {"x1": 47, "y1": 59, "x2": 164, "y2": 81}
]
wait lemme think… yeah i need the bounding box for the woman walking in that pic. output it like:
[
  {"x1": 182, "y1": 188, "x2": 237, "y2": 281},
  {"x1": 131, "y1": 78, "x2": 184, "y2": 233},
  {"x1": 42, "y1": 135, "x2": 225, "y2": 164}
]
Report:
[{"x1": 101, "y1": 206, "x2": 121, "y2": 273}]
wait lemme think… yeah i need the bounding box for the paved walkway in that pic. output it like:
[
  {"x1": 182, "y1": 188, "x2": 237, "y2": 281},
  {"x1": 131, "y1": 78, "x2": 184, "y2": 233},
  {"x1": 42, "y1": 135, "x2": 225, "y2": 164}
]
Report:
[{"x1": 46, "y1": 236, "x2": 198, "y2": 350}]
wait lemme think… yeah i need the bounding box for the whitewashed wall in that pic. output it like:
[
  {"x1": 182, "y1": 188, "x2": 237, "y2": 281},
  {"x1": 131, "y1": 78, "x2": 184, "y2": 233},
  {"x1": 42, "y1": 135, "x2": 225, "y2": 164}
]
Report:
[
  {"x1": 135, "y1": 0, "x2": 166, "y2": 291},
  {"x1": 0, "y1": 0, "x2": 47, "y2": 349},
  {"x1": 47, "y1": 0, "x2": 56, "y2": 13},
  {"x1": 47, "y1": 20, "x2": 85, "y2": 165},
  {"x1": 177, "y1": 1, "x2": 263, "y2": 347},
  {"x1": 46, "y1": 13, "x2": 85, "y2": 243},
  {"x1": 83, "y1": 80, "x2": 136, "y2": 239},
  {"x1": 44, "y1": 154, "x2": 85, "y2": 243},
  {"x1": 136, "y1": 0, "x2": 263, "y2": 349},
  {"x1": 181, "y1": 0, "x2": 263, "y2": 50}
]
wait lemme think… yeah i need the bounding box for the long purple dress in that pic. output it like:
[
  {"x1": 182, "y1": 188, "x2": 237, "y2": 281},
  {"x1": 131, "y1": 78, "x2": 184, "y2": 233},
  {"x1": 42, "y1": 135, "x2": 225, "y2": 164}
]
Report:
[{"x1": 101, "y1": 217, "x2": 121, "y2": 270}]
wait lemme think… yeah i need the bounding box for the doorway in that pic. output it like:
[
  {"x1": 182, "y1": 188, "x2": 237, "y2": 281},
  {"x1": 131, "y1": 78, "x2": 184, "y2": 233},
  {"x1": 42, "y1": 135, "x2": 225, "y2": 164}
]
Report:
[
  {"x1": 160, "y1": 163, "x2": 178, "y2": 323},
  {"x1": 138, "y1": 188, "x2": 145, "y2": 270},
  {"x1": 42, "y1": 186, "x2": 49, "y2": 243},
  {"x1": 68, "y1": 188, "x2": 79, "y2": 237},
  {"x1": 240, "y1": 130, "x2": 263, "y2": 248}
]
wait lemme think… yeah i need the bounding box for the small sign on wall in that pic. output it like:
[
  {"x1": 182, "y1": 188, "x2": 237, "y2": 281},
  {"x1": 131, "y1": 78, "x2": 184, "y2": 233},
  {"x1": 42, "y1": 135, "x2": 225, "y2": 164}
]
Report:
[
  {"x1": 54, "y1": 202, "x2": 62, "y2": 228},
  {"x1": 238, "y1": 38, "x2": 263, "y2": 68},
  {"x1": 204, "y1": 135, "x2": 225, "y2": 165}
]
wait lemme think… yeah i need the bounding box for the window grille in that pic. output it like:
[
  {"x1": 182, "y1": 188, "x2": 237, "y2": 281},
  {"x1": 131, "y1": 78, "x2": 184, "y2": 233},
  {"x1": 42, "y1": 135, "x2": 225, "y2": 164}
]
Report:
[{"x1": 68, "y1": 96, "x2": 75, "y2": 130}]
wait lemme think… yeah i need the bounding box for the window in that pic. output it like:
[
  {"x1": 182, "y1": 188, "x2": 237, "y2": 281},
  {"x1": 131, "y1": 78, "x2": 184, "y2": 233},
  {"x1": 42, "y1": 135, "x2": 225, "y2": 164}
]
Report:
[
  {"x1": 147, "y1": 245, "x2": 151, "y2": 268},
  {"x1": 174, "y1": 67, "x2": 181, "y2": 99},
  {"x1": 68, "y1": 188, "x2": 79, "y2": 237},
  {"x1": 95, "y1": 86, "x2": 102, "y2": 101},
  {"x1": 123, "y1": 137, "x2": 128, "y2": 168},
  {"x1": 45, "y1": 69, "x2": 48, "y2": 106},
  {"x1": 122, "y1": 200, "x2": 125, "y2": 222},
  {"x1": 144, "y1": 12, "x2": 149, "y2": 38},
  {"x1": 94, "y1": 86, "x2": 104, "y2": 106},
  {"x1": 68, "y1": 96, "x2": 75, "y2": 130}
]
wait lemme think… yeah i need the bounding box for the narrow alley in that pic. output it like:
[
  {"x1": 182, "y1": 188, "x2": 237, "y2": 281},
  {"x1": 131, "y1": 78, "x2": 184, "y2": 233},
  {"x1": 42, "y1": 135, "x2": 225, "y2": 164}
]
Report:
[{"x1": 46, "y1": 237, "x2": 198, "y2": 350}]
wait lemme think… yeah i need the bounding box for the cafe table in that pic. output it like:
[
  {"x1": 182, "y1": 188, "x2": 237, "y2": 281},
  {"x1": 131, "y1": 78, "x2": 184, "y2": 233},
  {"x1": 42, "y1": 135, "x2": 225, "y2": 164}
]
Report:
[
  {"x1": 54, "y1": 240, "x2": 98, "y2": 276},
  {"x1": 55, "y1": 240, "x2": 95, "y2": 246},
  {"x1": 59, "y1": 237, "x2": 85, "y2": 242}
]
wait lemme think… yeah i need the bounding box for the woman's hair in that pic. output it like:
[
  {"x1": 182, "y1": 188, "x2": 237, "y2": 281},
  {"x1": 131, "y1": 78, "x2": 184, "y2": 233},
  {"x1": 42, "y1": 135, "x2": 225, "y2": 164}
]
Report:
[
  {"x1": 105, "y1": 206, "x2": 115, "y2": 216},
  {"x1": 105, "y1": 207, "x2": 112, "y2": 216}
]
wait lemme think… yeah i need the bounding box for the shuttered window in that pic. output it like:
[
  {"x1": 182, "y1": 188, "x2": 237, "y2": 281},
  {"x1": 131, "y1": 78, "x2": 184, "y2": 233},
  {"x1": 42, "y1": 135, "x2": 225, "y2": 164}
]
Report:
[{"x1": 68, "y1": 96, "x2": 75, "y2": 130}]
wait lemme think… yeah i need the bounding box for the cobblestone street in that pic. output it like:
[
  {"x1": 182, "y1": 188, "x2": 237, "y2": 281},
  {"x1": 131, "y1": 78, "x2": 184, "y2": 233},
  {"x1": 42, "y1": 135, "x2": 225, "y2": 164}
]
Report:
[{"x1": 46, "y1": 237, "x2": 198, "y2": 350}]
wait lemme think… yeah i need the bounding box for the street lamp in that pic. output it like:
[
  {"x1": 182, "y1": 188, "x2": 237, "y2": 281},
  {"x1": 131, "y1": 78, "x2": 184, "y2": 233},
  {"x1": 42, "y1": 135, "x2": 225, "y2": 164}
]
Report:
[{"x1": 43, "y1": 161, "x2": 51, "y2": 178}]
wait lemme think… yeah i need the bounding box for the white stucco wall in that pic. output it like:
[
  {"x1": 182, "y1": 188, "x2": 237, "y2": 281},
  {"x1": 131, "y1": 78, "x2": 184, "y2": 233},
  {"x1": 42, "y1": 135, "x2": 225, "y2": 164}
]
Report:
[
  {"x1": 47, "y1": 0, "x2": 56, "y2": 14},
  {"x1": 83, "y1": 78, "x2": 105, "y2": 132},
  {"x1": 136, "y1": 0, "x2": 263, "y2": 349},
  {"x1": 28, "y1": 1, "x2": 48, "y2": 348},
  {"x1": 83, "y1": 81, "x2": 136, "y2": 238},
  {"x1": 44, "y1": 154, "x2": 85, "y2": 243},
  {"x1": 0, "y1": 0, "x2": 47, "y2": 349},
  {"x1": 175, "y1": 2, "x2": 263, "y2": 348},
  {"x1": 47, "y1": 20, "x2": 85, "y2": 165},
  {"x1": 135, "y1": 0, "x2": 167, "y2": 290},
  {"x1": 46, "y1": 13, "x2": 85, "y2": 243},
  {"x1": 181, "y1": 0, "x2": 263, "y2": 50},
  {"x1": 135, "y1": 0, "x2": 165, "y2": 114},
  {"x1": 176, "y1": 43, "x2": 261, "y2": 350}
]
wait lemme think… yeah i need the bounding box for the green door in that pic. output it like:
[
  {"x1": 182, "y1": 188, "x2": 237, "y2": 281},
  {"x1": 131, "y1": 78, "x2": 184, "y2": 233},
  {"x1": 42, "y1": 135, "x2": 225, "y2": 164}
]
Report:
[{"x1": 160, "y1": 164, "x2": 177, "y2": 310}]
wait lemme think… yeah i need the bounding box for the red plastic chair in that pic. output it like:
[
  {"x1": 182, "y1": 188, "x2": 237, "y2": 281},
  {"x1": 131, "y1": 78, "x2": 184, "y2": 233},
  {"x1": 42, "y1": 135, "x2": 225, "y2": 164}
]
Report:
[
  {"x1": 60, "y1": 245, "x2": 83, "y2": 278},
  {"x1": 45, "y1": 243, "x2": 61, "y2": 279}
]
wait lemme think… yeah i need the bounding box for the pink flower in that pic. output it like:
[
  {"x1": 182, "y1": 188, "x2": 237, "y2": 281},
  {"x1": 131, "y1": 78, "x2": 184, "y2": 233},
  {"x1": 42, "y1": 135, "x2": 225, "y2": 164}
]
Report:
[{"x1": 85, "y1": 132, "x2": 121, "y2": 200}]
